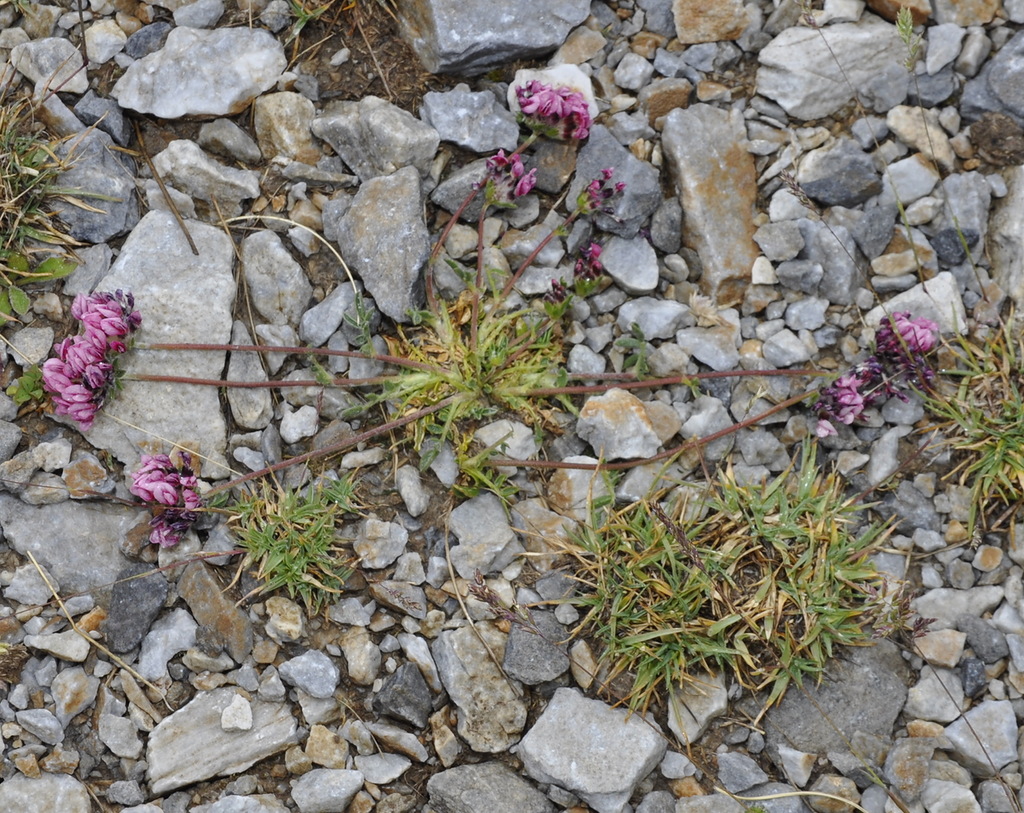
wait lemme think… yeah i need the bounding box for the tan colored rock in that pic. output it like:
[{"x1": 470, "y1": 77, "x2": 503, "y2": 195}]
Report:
[
  {"x1": 551, "y1": 26, "x2": 606, "y2": 65},
  {"x1": 865, "y1": 0, "x2": 931, "y2": 22},
  {"x1": 253, "y1": 92, "x2": 319, "y2": 165},
  {"x1": 932, "y1": 0, "x2": 998, "y2": 25},
  {"x1": 914, "y1": 628, "x2": 967, "y2": 668},
  {"x1": 673, "y1": 0, "x2": 748, "y2": 43},
  {"x1": 177, "y1": 561, "x2": 253, "y2": 663},
  {"x1": 887, "y1": 105, "x2": 956, "y2": 172}
]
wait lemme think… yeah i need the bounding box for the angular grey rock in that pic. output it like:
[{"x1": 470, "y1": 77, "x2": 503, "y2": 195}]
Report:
[
  {"x1": 73, "y1": 90, "x2": 131, "y2": 146},
  {"x1": 336, "y1": 165, "x2": 428, "y2": 323},
  {"x1": 432, "y1": 622, "x2": 527, "y2": 752},
  {"x1": 427, "y1": 762, "x2": 554, "y2": 813},
  {"x1": 353, "y1": 752, "x2": 410, "y2": 784},
  {"x1": 112, "y1": 27, "x2": 286, "y2": 118},
  {"x1": 799, "y1": 219, "x2": 865, "y2": 306},
  {"x1": 567, "y1": 125, "x2": 661, "y2": 239},
  {"x1": 252, "y1": 91, "x2": 318, "y2": 164},
  {"x1": 354, "y1": 517, "x2": 409, "y2": 569},
  {"x1": 716, "y1": 751, "x2": 769, "y2": 793},
  {"x1": 226, "y1": 321, "x2": 272, "y2": 430},
  {"x1": 420, "y1": 83, "x2": 519, "y2": 153},
  {"x1": 290, "y1": 769, "x2": 363, "y2": 813},
  {"x1": 797, "y1": 138, "x2": 881, "y2": 208},
  {"x1": 88, "y1": 211, "x2": 235, "y2": 478},
  {"x1": 396, "y1": 0, "x2": 589, "y2": 75},
  {"x1": 99, "y1": 714, "x2": 143, "y2": 757},
  {"x1": 756, "y1": 16, "x2": 904, "y2": 120},
  {"x1": 241, "y1": 230, "x2": 313, "y2": 328},
  {"x1": 518, "y1": 687, "x2": 667, "y2": 813},
  {"x1": 448, "y1": 492, "x2": 525, "y2": 579},
  {"x1": 0, "y1": 775, "x2": 90, "y2": 813},
  {"x1": 10, "y1": 37, "x2": 87, "y2": 93},
  {"x1": 312, "y1": 96, "x2": 439, "y2": 181},
  {"x1": 372, "y1": 662, "x2": 433, "y2": 728},
  {"x1": 147, "y1": 688, "x2": 298, "y2": 795},
  {"x1": 662, "y1": 105, "x2": 757, "y2": 306},
  {"x1": 53, "y1": 130, "x2": 138, "y2": 243},
  {"x1": 51, "y1": 666, "x2": 99, "y2": 725},
  {"x1": 600, "y1": 235, "x2": 660, "y2": 294},
  {"x1": 863, "y1": 272, "x2": 966, "y2": 335},
  {"x1": 138, "y1": 608, "x2": 198, "y2": 681},
  {"x1": 990, "y1": 165, "x2": 1024, "y2": 312},
  {"x1": 198, "y1": 118, "x2": 263, "y2": 164},
  {"x1": 152, "y1": 140, "x2": 260, "y2": 218},
  {"x1": 278, "y1": 650, "x2": 340, "y2": 699},
  {"x1": 667, "y1": 671, "x2": 728, "y2": 743},
  {"x1": 17, "y1": 708, "x2": 64, "y2": 744},
  {"x1": 0, "y1": 494, "x2": 139, "y2": 594},
  {"x1": 903, "y1": 666, "x2": 964, "y2": 723},
  {"x1": 962, "y1": 31, "x2": 1024, "y2": 126},
  {"x1": 617, "y1": 298, "x2": 690, "y2": 340},
  {"x1": 763, "y1": 642, "x2": 910, "y2": 764},
  {"x1": 577, "y1": 389, "x2": 662, "y2": 461},
  {"x1": 104, "y1": 562, "x2": 169, "y2": 653},
  {"x1": 944, "y1": 699, "x2": 1019, "y2": 776},
  {"x1": 502, "y1": 610, "x2": 570, "y2": 685},
  {"x1": 299, "y1": 283, "x2": 357, "y2": 347}
]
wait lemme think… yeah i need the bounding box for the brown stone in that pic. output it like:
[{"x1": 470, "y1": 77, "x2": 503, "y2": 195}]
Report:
[
  {"x1": 931, "y1": 0, "x2": 998, "y2": 25},
  {"x1": 631, "y1": 32, "x2": 667, "y2": 60},
  {"x1": 865, "y1": 0, "x2": 931, "y2": 22},
  {"x1": 62, "y1": 455, "x2": 109, "y2": 499},
  {"x1": 177, "y1": 561, "x2": 253, "y2": 663},
  {"x1": 639, "y1": 78, "x2": 692, "y2": 126},
  {"x1": 673, "y1": 0, "x2": 748, "y2": 43}
]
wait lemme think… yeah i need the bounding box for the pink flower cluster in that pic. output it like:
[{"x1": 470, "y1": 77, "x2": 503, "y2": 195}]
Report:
[
  {"x1": 515, "y1": 80, "x2": 592, "y2": 141},
  {"x1": 129, "y1": 452, "x2": 202, "y2": 547},
  {"x1": 815, "y1": 312, "x2": 939, "y2": 438},
  {"x1": 481, "y1": 149, "x2": 537, "y2": 204},
  {"x1": 41, "y1": 291, "x2": 141, "y2": 430}
]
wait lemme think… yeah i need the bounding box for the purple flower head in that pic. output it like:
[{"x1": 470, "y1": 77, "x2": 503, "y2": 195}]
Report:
[
  {"x1": 129, "y1": 452, "x2": 203, "y2": 548},
  {"x1": 574, "y1": 242, "x2": 604, "y2": 282},
  {"x1": 480, "y1": 149, "x2": 538, "y2": 205},
  {"x1": 543, "y1": 278, "x2": 569, "y2": 305},
  {"x1": 515, "y1": 80, "x2": 592, "y2": 140},
  {"x1": 875, "y1": 312, "x2": 939, "y2": 357},
  {"x1": 577, "y1": 168, "x2": 626, "y2": 215},
  {"x1": 43, "y1": 290, "x2": 141, "y2": 431},
  {"x1": 71, "y1": 290, "x2": 142, "y2": 342}
]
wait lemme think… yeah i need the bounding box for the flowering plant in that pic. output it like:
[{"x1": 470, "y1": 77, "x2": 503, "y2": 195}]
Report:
[
  {"x1": 514, "y1": 80, "x2": 592, "y2": 141},
  {"x1": 815, "y1": 312, "x2": 939, "y2": 438},
  {"x1": 479, "y1": 149, "x2": 537, "y2": 206},
  {"x1": 129, "y1": 452, "x2": 203, "y2": 547},
  {"x1": 41, "y1": 290, "x2": 141, "y2": 430}
]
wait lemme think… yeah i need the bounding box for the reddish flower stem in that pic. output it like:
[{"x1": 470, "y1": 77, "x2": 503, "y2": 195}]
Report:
[
  {"x1": 126, "y1": 374, "x2": 392, "y2": 389},
  {"x1": 205, "y1": 395, "x2": 460, "y2": 497},
  {"x1": 140, "y1": 343, "x2": 435, "y2": 373},
  {"x1": 501, "y1": 210, "x2": 578, "y2": 300}
]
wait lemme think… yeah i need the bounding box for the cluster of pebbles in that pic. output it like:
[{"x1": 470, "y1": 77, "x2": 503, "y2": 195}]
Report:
[{"x1": 1, "y1": 0, "x2": 1024, "y2": 811}]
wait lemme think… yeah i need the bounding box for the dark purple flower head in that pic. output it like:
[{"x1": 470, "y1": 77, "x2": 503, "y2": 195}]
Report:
[
  {"x1": 515, "y1": 80, "x2": 592, "y2": 141},
  {"x1": 543, "y1": 279, "x2": 569, "y2": 305},
  {"x1": 577, "y1": 168, "x2": 625, "y2": 215},
  {"x1": 574, "y1": 242, "x2": 604, "y2": 282},
  {"x1": 129, "y1": 452, "x2": 202, "y2": 548},
  {"x1": 875, "y1": 312, "x2": 939, "y2": 357},
  {"x1": 480, "y1": 149, "x2": 537, "y2": 205}
]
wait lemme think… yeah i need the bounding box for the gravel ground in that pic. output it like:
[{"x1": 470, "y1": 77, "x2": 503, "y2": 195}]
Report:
[{"x1": 2, "y1": 0, "x2": 1024, "y2": 812}]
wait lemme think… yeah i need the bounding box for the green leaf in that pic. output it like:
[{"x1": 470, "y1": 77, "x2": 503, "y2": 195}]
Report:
[
  {"x1": 0, "y1": 252, "x2": 29, "y2": 273},
  {"x1": 34, "y1": 256, "x2": 77, "y2": 280},
  {"x1": 8, "y1": 286, "x2": 30, "y2": 316}
]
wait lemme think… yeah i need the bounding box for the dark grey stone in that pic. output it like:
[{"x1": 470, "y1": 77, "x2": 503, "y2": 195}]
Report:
[
  {"x1": 104, "y1": 563, "x2": 169, "y2": 654},
  {"x1": 798, "y1": 139, "x2": 881, "y2": 208},
  {"x1": 798, "y1": 219, "x2": 865, "y2": 305},
  {"x1": 427, "y1": 762, "x2": 554, "y2": 813},
  {"x1": 372, "y1": 662, "x2": 432, "y2": 729},
  {"x1": 429, "y1": 159, "x2": 488, "y2": 222},
  {"x1": 566, "y1": 125, "x2": 661, "y2": 238},
  {"x1": 962, "y1": 31, "x2": 1024, "y2": 126},
  {"x1": 73, "y1": 91, "x2": 131, "y2": 146},
  {"x1": 527, "y1": 140, "x2": 579, "y2": 195},
  {"x1": 957, "y1": 615, "x2": 1009, "y2": 664},
  {"x1": 650, "y1": 197, "x2": 682, "y2": 254},
  {"x1": 53, "y1": 130, "x2": 139, "y2": 244},
  {"x1": 960, "y1": 656, "x2": 988, "y2": 698},
  {"x1": 931, "y1": 228, "x2": 977, "y2": 266},
  {"x1": 123, "y1": 21, "x2": 172, "y2": 59},
  {"x1": 636, "y1": 0, "x2": 675, "y2": 37},
  {"x1": 502, "y1": 611, "x2": 570, "y2": 685},
  {"x1": 716, "y1": 751, "x2": 769, "y2": 793},
  {"x1": 106, "y1": 780, "x2": 145, "y2": 806}
]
